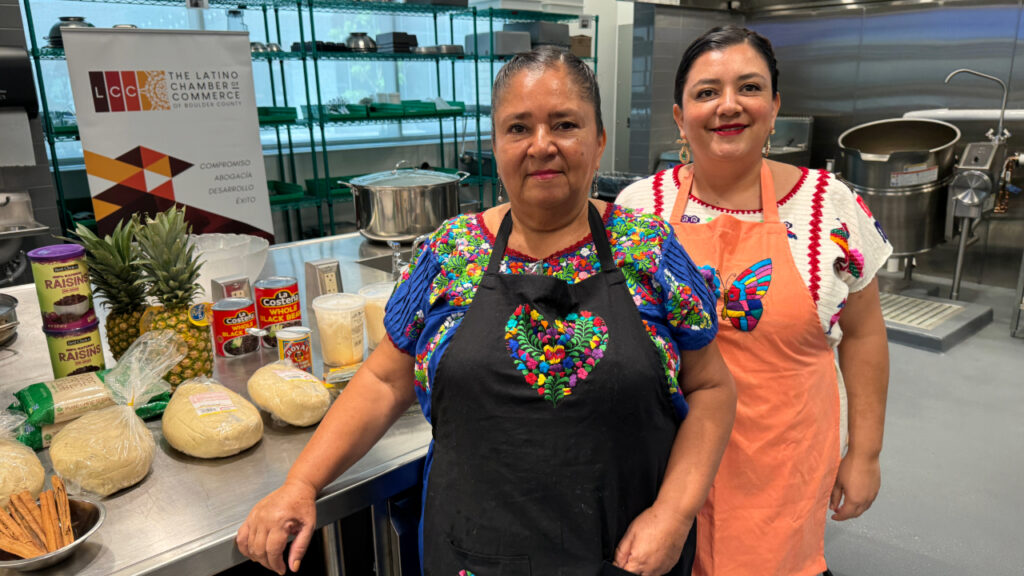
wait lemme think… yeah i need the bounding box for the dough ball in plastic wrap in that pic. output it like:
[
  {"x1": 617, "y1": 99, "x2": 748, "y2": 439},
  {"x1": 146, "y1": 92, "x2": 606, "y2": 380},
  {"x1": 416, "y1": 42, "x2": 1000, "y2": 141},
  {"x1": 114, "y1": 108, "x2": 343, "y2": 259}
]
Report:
[
  {"x1": 247, "y1": 361, "x2": 331, "y2": 427},
  {"x1": 0, "y1": 438, "x2": 45, "y2": 508},
  {"x1": 47, "y1": 330, "x2": 183, "y2": 497},
  {"x1": 49, "y1": 406, "x2": 155, "y2": 497},
  {"x1": 162, "y1": 378, "x2": 263, "y2": 458}
]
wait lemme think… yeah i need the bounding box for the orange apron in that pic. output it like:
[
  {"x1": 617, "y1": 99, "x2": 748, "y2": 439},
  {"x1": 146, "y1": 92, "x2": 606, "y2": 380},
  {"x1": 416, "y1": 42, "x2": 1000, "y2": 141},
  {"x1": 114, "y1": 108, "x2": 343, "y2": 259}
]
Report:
[{"x1": 670, "y1": 162, "x2": 840, "y2": 576}]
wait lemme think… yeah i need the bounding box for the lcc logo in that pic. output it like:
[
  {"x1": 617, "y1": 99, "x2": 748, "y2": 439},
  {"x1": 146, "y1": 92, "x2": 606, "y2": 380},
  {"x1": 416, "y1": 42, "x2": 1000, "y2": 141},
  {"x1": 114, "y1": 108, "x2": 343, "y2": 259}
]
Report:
[{"x1": 89, "y1": 70, "x2": 170, "y2": 112}]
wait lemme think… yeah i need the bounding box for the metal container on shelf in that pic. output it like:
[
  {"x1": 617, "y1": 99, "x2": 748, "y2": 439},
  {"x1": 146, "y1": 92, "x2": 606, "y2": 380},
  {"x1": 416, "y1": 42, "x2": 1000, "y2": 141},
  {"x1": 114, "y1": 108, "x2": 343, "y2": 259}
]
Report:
[
  {"x1": 838, "y1": 118, "x2": 960, "y2": 256},
  {"x1": 345, "y1": 165, "x2": 469, "y2": 244},
  {"x1": 0, "y1": 294, "x2": 17, "y2": 348}
]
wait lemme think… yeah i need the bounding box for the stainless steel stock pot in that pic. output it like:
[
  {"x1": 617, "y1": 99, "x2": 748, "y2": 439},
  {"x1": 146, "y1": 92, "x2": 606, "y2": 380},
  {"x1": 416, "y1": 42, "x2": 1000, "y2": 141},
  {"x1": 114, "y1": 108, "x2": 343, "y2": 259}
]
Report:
[{"x1": 345, "y1": 165, "x2": 469, "y2": 244}]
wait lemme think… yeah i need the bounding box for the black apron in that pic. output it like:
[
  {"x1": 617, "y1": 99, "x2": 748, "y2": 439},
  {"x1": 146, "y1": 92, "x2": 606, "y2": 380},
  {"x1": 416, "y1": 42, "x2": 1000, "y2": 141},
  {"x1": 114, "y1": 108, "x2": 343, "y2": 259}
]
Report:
[{"x1": 423, "y1": 203, "x2": 696, "y2": 576}]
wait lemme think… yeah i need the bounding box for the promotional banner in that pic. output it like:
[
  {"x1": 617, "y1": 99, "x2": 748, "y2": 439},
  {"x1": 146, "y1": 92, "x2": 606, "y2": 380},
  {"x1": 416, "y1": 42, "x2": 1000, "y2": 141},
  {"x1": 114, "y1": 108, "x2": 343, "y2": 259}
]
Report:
[{"x1": 63, "y1": 28, "x2": 273, "y2": 241}]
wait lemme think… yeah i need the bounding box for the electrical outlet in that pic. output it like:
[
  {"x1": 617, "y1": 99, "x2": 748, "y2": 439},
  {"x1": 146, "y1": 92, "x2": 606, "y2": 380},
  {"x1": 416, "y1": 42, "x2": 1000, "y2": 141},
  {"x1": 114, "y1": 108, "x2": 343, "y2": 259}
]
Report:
[
  {"x1": 323, "y1": 271, "x2": 338, "y2": 293},
  {"x1": 305, "y1": 259, "x2": 343, "y2": 310},
  {"x1": 579, "y1": 14, "x2": 593, "y2": 29}
]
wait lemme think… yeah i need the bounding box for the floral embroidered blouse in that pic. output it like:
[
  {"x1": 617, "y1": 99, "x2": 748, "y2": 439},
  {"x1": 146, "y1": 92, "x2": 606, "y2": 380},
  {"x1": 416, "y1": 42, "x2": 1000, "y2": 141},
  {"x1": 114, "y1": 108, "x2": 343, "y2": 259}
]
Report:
[{"x1": 383, "y1": 203, "x2": 718, "y2": 423}]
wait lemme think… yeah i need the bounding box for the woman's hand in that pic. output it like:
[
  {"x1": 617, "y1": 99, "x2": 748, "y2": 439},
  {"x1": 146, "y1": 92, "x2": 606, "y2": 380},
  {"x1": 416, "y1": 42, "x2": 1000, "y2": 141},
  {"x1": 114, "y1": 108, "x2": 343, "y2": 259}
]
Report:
[
  {"x1": 830, "y1": 451, "x2": 881, "y2": 520},
  {"x1": 236, "y1": 478, "x2": 318, "y2": 575},
  {"x1": 613, "y1": 504, "x2": 693, "y2": 576}
]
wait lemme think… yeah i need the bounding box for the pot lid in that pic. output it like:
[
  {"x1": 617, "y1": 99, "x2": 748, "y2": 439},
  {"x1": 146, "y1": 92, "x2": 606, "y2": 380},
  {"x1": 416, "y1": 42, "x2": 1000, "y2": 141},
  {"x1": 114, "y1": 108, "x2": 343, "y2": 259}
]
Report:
[
  {"x1": 26, "y1": 243, "x2": 84, "y2": 262},
  {"x1": 350, "y1": 168, "x2": 461, "y2": 188}
]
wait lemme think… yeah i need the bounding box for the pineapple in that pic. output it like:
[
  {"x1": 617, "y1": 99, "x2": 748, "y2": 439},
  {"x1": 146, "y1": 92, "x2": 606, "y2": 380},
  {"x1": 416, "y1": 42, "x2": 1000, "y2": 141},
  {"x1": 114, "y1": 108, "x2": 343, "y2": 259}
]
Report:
[
  {"x1": 72, "y1": 218, "x2": 148, "y2": 360},
  {"x1": 135, "y1": 207, "x2": 212, "y2": 388}
]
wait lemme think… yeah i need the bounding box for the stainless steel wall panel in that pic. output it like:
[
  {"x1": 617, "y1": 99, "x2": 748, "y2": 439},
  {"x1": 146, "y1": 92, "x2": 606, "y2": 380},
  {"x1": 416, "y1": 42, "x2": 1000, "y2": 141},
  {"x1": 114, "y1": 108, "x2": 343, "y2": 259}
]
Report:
[
  {"x1": 750, "y1": 2, "x2": 1023, "y2": 167},
  {"x1": 629, "y1": 3, "x2": 740, "y2": 174},
  {"x1": 633, "y1": 0, "x2": 732, "y2": 10}
]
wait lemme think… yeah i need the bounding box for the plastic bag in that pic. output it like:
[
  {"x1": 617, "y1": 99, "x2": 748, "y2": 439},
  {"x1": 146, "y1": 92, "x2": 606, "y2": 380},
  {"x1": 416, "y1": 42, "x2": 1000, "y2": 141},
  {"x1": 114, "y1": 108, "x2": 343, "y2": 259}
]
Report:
[
  {"x1": 162, "y1": 377, "x2": 263, "y2": 459},
  {"x1": 11, "y1": 330, "x2": 182, "y2": 427},
  {"x1": 14, "y1": 420, "x2": 69, "y2": 452},
  {"x1": 10, "y1": 392, "x2": 170, "y2": 452},
  {"x1": 247, "y1": 360, "x2": 331, "y2": 427},
  {"x1": 49, "y1": 330, "x2": 185, "y2": 497},
  {"x1": 0, "y1": 410, "x2": 45, "y2": 508}
]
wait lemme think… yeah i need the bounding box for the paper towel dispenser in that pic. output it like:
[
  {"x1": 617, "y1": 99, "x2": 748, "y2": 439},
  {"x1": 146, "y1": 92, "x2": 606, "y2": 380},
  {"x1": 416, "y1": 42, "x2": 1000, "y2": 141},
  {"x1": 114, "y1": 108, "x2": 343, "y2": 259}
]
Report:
[{"x1": 0, "y1": 47, "x2": 39, "y2": 118}]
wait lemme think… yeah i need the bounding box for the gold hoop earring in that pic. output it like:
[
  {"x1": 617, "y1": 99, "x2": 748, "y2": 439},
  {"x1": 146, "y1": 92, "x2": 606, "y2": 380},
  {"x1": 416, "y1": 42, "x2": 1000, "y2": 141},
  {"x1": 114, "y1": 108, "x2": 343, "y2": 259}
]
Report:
[
  {"x1": 676, "y1": 138, "x2": 691, "y2": 165},
  {"x1": 763, "y1": 128, "x2": 775, "y2": 157},
  {"x1": 497, "y1": 178, "x2": 505, "y2": 204}
]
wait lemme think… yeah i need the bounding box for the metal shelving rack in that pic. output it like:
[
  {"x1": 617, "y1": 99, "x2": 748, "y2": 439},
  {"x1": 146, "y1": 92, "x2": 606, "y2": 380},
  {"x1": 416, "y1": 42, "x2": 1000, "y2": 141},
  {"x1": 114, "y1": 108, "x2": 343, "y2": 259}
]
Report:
[{"x1": 20, "y1": 0, "x2": 594, "y2": 238}]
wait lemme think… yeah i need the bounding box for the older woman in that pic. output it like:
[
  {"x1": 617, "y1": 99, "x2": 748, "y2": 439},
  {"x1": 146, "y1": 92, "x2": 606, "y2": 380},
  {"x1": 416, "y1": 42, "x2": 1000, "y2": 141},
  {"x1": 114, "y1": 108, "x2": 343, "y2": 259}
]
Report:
[
  {"x1": 618, "y1": 26, "x2": 891, "y2": 576},
  {"x1": 237, "y1": 47, "x2": 735, "y2": 576}
]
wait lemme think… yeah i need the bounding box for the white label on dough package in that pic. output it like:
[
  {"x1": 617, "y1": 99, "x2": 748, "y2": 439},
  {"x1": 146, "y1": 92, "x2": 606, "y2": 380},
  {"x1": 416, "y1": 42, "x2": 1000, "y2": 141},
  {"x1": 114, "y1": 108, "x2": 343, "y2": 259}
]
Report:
[{"x1": 189, "y1": 392, "x2": 237, "y2": 416}]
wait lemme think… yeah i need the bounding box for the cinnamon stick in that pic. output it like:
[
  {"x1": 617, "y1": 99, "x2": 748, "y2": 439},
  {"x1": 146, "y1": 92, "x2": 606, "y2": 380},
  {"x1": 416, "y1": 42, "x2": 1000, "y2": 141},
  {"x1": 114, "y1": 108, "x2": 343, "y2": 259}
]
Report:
[
  {"x1": 11, "y1": 491, "x2": 43, "y2": 530},
  {"x1": 8, "y1": 492, "x2": 45, "y2": 551},
  {"x1": 38, "y1": 490, "x2": 59, "y2": 553},
  {"x1": 0, "y1": 507, "x2": 36, "y2": 550},
  {"x1": 51, "y1": 476, "x2": 74, "y2": 547},
  {"x1": 0, "y1": 530, "x2": 45, "y2": 559}
]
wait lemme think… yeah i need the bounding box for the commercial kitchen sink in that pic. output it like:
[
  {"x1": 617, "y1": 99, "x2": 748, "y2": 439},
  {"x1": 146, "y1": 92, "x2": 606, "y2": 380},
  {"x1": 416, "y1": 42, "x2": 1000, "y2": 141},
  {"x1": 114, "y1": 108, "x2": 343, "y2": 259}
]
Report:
[
  {"x1": 0, "y1": 192, "x2": 49, "y2": 240},
  {"x1": 0, "y1": 222, "x2": 49, "y2": 240},
  {"x1": 356, "y1": 250, "x2": 411, "y2": 275}
]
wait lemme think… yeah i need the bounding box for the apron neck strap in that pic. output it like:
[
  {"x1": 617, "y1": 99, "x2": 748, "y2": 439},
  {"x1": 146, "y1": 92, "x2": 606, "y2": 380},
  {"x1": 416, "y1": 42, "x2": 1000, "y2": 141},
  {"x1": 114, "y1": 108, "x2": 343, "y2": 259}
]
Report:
[
  {"x1": 587, "y1": 203, "x2": 616, "y2": 270},
  {"x1": 488, "y1": 209, "x2": 514, "y2": 275},
  {"x1": 758, "y1": 160, "x2": 780, "y2": 222},
  {"x1": 671, "y1": 160, "x2": 779, "y2": 223},
  {"x1": 486, "y1": 202, "x2": 614, "y2": 275}
]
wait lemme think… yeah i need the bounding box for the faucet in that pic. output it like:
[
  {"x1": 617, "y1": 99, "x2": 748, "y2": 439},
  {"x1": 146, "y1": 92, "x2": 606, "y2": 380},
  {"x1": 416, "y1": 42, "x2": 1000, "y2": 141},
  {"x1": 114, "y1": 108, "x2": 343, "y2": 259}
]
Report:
[
  {"x1": 387, "y1": 234, "x2": 431, "y2": 279},
  {"x1": 945, "y1": 68, "x2": 1009, "y2": 143}
]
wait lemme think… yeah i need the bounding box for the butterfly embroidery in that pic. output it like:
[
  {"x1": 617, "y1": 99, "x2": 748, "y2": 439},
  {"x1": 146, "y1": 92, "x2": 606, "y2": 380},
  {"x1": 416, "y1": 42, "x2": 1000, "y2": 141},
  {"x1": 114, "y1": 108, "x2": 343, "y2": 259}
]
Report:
[{"x1": 720, "y1": 258, "x2": 773, "y2": 332}]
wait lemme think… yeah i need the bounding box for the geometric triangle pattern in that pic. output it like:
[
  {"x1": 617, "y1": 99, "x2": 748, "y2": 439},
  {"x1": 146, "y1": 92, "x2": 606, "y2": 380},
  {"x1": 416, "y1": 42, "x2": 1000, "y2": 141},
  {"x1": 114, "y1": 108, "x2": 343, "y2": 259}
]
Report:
[
  {"x1": 140, "y1": 146, "x2": 165, "y2": 168},
  {"x1": 115, "y1": 146, "x2": 144, "y2": 168},
  {"x1": 85, "y1": 146, "x2": 272, "y2": 243},
  {"x1": 121, "y1": 169, "x2": 148, "y2": 192},
  {"x1": 148, "y1": 156, "x2": 172, "y2": 178},
  {"x1": 92, "y1": 197, "x2": 121, "y2": 222},
  {"x1": 149, "y1": 180, "x2": 176, "y2": 202},
  {"x1": 144, "y1": 168, "x2": 170, "y2": 192},
  {"x1": 84, "y1": 150, "x2": 144, "y2": 184},
  {"x1": 168, "y1": 156, "x2": 193, "y2": 177}
]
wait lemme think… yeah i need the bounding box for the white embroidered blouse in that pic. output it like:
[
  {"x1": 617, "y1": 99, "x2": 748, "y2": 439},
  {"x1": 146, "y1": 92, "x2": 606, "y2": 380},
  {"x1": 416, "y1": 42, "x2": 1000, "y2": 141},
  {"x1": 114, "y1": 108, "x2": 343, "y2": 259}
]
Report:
[{"x1": 617, "y1": 165, "x2": 894, "y2": 350}]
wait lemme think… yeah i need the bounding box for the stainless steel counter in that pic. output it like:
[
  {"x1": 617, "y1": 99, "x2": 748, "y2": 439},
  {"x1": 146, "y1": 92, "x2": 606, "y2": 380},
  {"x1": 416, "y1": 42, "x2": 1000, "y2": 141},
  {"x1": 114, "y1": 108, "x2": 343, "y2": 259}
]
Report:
[{"x1": 0, "y1": 233, "x2": 431, "y2": 576}]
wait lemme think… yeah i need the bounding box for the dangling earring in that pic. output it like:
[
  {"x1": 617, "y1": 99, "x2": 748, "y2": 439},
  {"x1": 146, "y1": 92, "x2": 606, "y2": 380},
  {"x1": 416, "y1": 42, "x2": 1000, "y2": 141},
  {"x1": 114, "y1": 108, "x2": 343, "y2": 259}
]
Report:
[
  {"x1": 677, "y1": 137, "x2": 691, "y2": 164},
  {"x1": 592, "y1": 175, "x2": 599, "y2": 199},
  {"x1": 496, "y1": 178, "x2": 505, "y2": 204},
  {"x1": 763, "y1": 128, "x2": 776, "y2": 157}
]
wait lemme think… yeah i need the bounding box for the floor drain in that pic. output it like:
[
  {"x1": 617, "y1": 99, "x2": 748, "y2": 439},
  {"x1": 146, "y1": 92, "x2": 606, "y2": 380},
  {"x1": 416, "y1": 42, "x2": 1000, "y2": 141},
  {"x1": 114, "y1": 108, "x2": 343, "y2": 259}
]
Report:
[{"x1": 880, "y1": 293, "x2": 965, "y2": 331}]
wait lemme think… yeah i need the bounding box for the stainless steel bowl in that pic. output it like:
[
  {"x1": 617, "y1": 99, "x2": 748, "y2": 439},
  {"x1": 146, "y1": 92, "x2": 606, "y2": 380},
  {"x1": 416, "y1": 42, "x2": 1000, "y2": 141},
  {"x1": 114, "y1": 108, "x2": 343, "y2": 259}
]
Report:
[
  {"x1": 266, "y1": 42, "x2": 282, "y2": 52},
  {"x1": 46, "y1": 17, "x2": 95, "y2": 48},
  {"x1": 0, "y1": 497, "x2": 106, "y2": 571},
  {"x1": 250, "y1": 41, "x2": 267, "y2": 53},
  {"x1": 345, "y1": 32, "x2": 377, "y2": 53},
  {"x1": 411, "y1": 45, "x2": 439, "y2": 54},
  {"x1": 0, "y1": 293, "x2": 16, "y2": 348},
  {"x1": 437, "y1": 44, "x2": 464, "y2": 55}
]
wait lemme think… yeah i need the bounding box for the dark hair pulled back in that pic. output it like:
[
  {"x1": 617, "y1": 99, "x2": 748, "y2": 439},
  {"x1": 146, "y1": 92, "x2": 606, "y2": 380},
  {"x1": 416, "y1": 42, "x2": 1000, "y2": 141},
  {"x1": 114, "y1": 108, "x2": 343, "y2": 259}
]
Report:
[
  {"x1": 673, "y1": 25, "x2": 779, "y2": 107},
  {"x1": 492, "y1": 45, "x2": 604, "y2": 135}
]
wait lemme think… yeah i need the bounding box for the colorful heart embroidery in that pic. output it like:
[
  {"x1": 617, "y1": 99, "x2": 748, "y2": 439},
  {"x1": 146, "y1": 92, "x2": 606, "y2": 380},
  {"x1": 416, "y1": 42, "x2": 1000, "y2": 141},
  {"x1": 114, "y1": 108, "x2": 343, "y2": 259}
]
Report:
[{"x1": 504, "y1": 304, "x2": 609, "y2": 406}]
